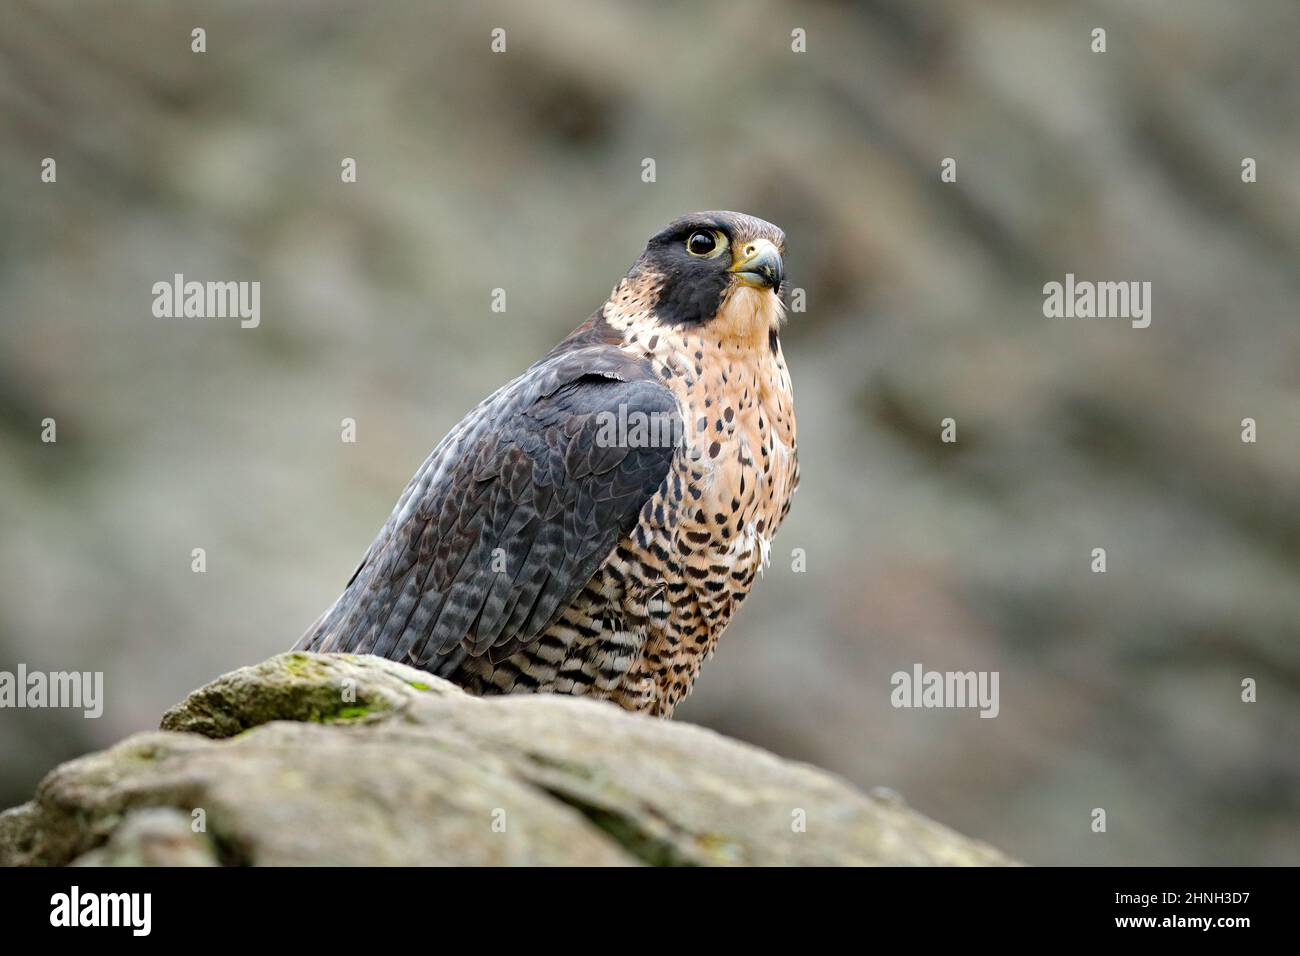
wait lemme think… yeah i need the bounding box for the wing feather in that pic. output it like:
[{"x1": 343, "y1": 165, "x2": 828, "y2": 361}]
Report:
[{"x1": 296, "y1": 346, "x2": 680, "y2": 676}]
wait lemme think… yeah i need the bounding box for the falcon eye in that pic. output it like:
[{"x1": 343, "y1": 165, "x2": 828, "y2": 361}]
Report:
[{"x1": 685, "y1": 229, "x2": 727, "y2": 258}]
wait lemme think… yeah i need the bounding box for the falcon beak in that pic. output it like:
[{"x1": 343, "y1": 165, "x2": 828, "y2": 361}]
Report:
[{"x1": 728, "y1": 238, "x2": 783, "y2": 291}]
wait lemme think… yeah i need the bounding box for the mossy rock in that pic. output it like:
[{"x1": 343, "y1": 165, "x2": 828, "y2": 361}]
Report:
[{"x1": 2, "y1": 653, "x2": 1016, "y2": 866}]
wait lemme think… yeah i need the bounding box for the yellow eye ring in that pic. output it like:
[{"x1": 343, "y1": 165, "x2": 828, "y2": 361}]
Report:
[{"x1": 686, "y1": 229, "x2": 729, "y2": 259}]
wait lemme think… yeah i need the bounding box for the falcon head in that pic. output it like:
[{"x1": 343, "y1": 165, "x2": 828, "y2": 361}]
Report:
[{"x1": 620, "y1": 210, "x2": 787, "y2": 347}]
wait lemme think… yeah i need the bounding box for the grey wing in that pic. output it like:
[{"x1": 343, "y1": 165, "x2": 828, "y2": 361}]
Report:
[{"x1": 296, "y1": 349, "x2": 680, "y2": 675}]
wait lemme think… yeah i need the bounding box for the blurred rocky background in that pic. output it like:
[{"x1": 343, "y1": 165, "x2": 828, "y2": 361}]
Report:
[{"x1": 0, "y1": 0, "x2": 1296, "y2": 865}]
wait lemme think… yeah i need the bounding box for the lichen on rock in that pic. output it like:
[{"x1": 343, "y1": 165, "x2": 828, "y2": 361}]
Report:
[{"x1": 1, "y1": 652, "x2": 1015, "y2": 866}]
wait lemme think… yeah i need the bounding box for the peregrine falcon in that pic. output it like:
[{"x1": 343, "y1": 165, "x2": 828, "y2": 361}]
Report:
[{"x1": 297, "y1": 211, "x2": 799, "y2": 716}]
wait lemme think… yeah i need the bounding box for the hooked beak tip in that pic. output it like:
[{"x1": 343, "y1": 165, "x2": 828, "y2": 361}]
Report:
[{"x1": 729, "y1": 239, "x2": 783, "y2": 291}]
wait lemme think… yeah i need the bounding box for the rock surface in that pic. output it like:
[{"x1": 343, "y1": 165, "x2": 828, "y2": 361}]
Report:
[{"x1": 0, "y1": 653, "x2": 1014, "y2": 866}]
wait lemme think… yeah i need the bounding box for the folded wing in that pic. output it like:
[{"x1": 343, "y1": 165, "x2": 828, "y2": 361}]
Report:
[{"x1": 297, "y1": 346, "x2": 680, "y2": 673}]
